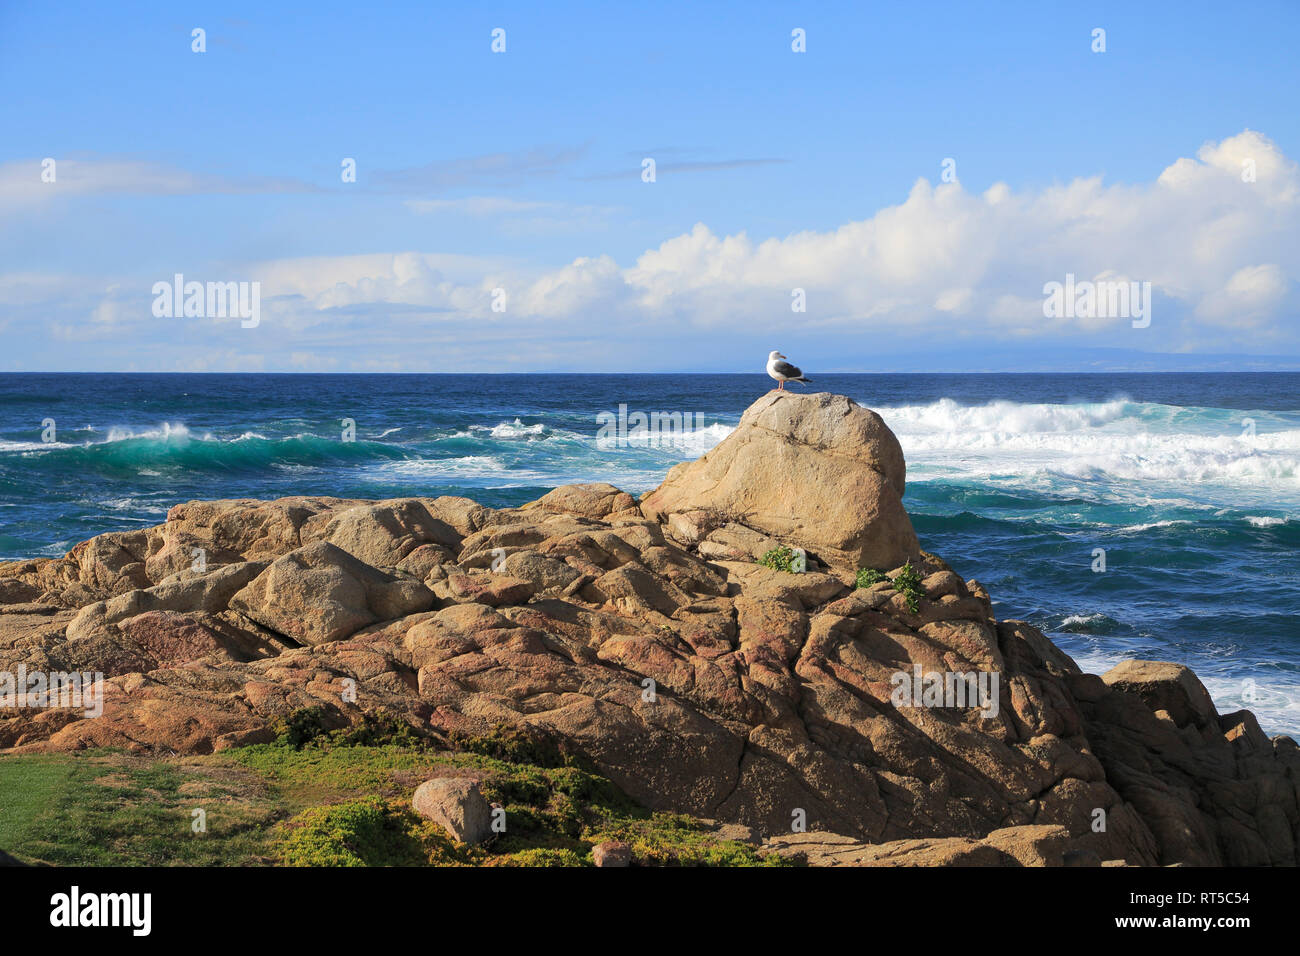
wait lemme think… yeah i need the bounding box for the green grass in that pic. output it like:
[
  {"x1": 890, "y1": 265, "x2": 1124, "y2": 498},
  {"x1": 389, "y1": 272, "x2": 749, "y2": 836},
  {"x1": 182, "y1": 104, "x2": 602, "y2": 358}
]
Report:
[
  {"x1": 0, "y1": 756, "x2": 75, "y2": 849},
  {"x1": 0, "y1": 714, "x2": 793, "y2": 867},
  {"x1": 0, "y1": 751, "x2": 277, "y2": 866}
]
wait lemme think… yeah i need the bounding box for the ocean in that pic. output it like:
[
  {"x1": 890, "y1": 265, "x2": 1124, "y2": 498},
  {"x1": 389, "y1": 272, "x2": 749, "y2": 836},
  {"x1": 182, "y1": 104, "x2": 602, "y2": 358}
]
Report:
[{"x1": 2, "y1": 372, "x2": 1297, "y2": 736}]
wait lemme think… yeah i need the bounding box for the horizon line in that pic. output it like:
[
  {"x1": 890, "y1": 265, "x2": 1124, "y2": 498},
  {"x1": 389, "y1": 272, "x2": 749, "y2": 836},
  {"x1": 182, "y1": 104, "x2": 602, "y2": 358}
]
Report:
[{"x1": 3, "y1": 369, "x2": 1300, "y2": 376}]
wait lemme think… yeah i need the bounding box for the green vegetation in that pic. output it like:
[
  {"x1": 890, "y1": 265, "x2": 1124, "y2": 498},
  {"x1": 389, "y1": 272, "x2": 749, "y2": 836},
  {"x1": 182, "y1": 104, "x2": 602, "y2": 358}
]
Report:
[
  {"x1": 0, "y1": 711, "x2": 793, "y2": 868},
  {"x1": 277, "y1": 798, "x2": 441, "y2": 866},
  {"x1": 0, "y1": 751, "x2": 274, "y2": 866},
  {"x1": 758, "y1": 545, "x2": 803, "y2": 573},
  {"x1": 893, "y1": 560, "x2": 924, "y2": 613},
  {"x1": 855, "y1": 567, "x2": 887, "y2": 589},
  {"x1": 854, "y1": 560, "x2": 925, "y2": 613},
  {"x1": 0, "y1": 756, "x2": 75, "y2": 849}
]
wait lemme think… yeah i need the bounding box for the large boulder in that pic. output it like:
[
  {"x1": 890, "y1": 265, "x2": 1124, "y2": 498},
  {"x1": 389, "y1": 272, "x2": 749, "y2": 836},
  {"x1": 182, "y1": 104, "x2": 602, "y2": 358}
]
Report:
[
  {"x1": 321, "y1": 499, "x2": 463, "y2": 569},
  {"x1": 641, "y1": 391, "x2": 919, "y2": 572},
  {"x1": 535, "y1": 483, "x2": 639, "y2": 519},
  {"x1": 1101, "y1": 660, "x2": 1218, "y2": 729},
  {"x1": 230, "y1": 541, "x2": 434, "y2": 645},
  {"x1": 412, "y1": 777, "x2": 494, "y2": 844}
]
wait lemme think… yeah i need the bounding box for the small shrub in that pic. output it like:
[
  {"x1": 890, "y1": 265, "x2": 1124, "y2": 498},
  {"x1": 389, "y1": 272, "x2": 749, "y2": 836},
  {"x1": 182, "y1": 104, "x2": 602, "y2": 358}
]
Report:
[
  {"x1": 448, "y1": 727, "x2": 581, "y2": 769},
  {"x1": 758, "y1": 545, "x2": 802, "y2": 573},
  {"x1": 277, "y1": 798, "x2": 431, "y2": 866},
  {"x1": 272, "y1": 706, "x2": 338, "y2": 749},
  {"x1": 854, "y1": 562, "x2": 924, "y2": 612},
  {"x1": 892, "y1": 560, "x2": 924, "y2": 613},
  {"x1": 855, "y1": 567, "x2": 888, "y2": 589},
  {"x1": 271, "y1": 707, "x2": 427, "y2": 751},
  {"x1": 331, "y1": 711, "x2": 429, "y2": 749},
  {"x1": 500, "y1": 847, "x2": 588, "y2": 867}
]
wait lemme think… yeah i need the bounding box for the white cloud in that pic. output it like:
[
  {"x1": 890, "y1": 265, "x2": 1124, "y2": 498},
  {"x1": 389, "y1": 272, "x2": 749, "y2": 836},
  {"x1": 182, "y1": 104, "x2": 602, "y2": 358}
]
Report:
[
  {"x1": 0, "y1": 156, "x2": 313, "y2": 208},
  {"x1": 593, "y1": 130, "x2": 1297, "y2": 341},
  {"x1": 1197, "y1": 263, "x2": 1289, "y2": 326},
  {"x1": 5, "y1": 130, "x2": 1299, "y2": 369}
]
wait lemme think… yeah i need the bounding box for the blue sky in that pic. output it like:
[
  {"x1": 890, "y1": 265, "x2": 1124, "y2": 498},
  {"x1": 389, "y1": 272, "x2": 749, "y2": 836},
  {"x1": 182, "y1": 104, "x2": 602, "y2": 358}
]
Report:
[{"x1": 1, "y1": 0, "x2": 1298, "y2": 371}]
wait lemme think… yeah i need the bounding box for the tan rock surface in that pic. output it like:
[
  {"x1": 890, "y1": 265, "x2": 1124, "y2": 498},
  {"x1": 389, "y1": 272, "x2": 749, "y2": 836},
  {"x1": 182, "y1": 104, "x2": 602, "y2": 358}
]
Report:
[{"x1": 641, "y1": 391, "x2": 919, "y2": 571}]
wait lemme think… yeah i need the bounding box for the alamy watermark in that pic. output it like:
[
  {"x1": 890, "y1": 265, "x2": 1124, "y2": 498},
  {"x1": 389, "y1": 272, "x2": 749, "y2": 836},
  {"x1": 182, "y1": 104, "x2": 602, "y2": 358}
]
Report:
[
  {"x1": 1043, "y1": 273, "x2": 1151, "y2": 328},
  {"x1": 50, "y1": 886, "x2": 151, "y2": 936},
  {"x1": 890, "y1": 665, "x2": 1000, "y2": 718},
  {"x1": 596, "y1": 404, "x2": 709, "y2": 450},
  {"x1": 0, "y1": 666, "x2": 105, "y2": 718},
  {"x1": 152, "y1": 273, "x2": 260, "y2": 328}
]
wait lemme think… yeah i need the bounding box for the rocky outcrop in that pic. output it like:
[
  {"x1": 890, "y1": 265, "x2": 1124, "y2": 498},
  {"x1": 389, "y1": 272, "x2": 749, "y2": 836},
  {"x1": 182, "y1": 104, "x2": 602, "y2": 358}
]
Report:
[
  {"x1": 642, "y1": 391, "x2": 920, "y2": 571},
  {"x1": 763, "y1": 824, "x2": 1076, "y2": 867},
  {"x1": 0, "y1": 391, "x2": 1295, "y2": 866},
  {"x1": 229, "y1": 541, "x2": 434, "y2": 645},
  {"x1": 1077, "y1": 661, "x2": 1299, "y2": 865}
]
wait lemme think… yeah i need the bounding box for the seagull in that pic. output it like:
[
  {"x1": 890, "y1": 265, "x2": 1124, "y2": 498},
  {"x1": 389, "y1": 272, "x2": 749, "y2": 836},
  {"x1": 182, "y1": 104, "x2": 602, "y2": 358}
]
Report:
[{"x1": 766, "y1": 350, "x2": 811, "y2": 390}]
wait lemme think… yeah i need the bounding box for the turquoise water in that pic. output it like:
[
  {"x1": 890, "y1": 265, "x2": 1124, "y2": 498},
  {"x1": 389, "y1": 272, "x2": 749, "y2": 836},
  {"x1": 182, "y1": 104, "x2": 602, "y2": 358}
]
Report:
[{"x1": 2, "y1": 372, "x2": 1297, "y2": 735}]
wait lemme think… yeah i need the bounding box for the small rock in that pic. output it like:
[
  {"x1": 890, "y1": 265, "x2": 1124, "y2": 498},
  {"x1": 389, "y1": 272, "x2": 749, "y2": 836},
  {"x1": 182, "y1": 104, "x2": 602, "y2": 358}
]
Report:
[
  {"x1": 412, "y1": 777, "x2": 493, "y2": 845},
  {"x1": 592, "y1": 840, "x2": 633, "y2": 867}
]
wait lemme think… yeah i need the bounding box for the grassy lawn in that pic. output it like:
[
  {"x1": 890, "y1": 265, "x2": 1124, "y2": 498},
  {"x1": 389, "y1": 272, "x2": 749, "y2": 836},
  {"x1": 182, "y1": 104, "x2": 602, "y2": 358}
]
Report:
[
  {"x1": 0, "y1": 750, "x2": 278, "y2": 866},
  {"x1": 0, "y1": 711, "x2": 791, "y2": 867},
  {"x1": 0, "y1": 756, "x2": 76, "y2": 849}
]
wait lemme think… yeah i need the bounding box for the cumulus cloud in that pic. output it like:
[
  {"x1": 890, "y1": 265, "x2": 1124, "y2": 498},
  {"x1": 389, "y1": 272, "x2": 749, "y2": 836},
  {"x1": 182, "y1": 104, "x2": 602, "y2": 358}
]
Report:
[
  {"x1": 596, "y1": 130, "x2": 1298, "y2": 341},
  {"x1": 7, "y1": 130, "x2": 1300, "y2": 370},
  {"x1": 259, "y1": 130, "x2": 1298, "y2": 346}
]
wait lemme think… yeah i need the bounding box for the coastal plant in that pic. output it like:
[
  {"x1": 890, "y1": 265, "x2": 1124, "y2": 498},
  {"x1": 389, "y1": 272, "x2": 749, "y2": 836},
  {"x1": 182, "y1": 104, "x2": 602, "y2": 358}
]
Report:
[
  {"x1": 855, "y1": 567, "x2": 888, "y2": 589},
  {"x1": 277, "y1": 798, "x2": 433, "y2": 866},
  {"x1": 854, "y1": 562, "x2": 924, "y2": 613},
  {"x1": 759, "y1": 545, "x2": 799, "y2": 573},
  {"x1": 272, "y1": 706, "x2": 429, "y2": 751},
  {"x1": 892, "y1": 560, "x2": 924, "y2": 613}
]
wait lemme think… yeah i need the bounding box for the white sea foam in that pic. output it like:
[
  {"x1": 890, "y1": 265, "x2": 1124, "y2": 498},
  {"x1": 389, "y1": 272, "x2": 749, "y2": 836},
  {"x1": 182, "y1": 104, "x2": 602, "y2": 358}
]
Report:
[
  {"x1": 871, "y1": 398, "x2": 1300, "y2": 508},
  {"x1": 0, "y1": 439, "x2": 68, "y2": 452},
  {"x1": 609, "y1": 421, "x2": 735, "y2": 456},
  {"x1": 664, "y1": 421, "x2": 734, "y2": 456},
  {"x1": 878, "y1": 397, "x2": 1136, "y2": 434},
  {"x1": 1244, "y1": 515, "x2": 1286, "y2": 527},
  {"x1": 1110, "y1": 519, "x2": 1191, "y2": 533},
  {"x1": 484, "y1": 420, "x2": 547, "y2": 439},
  {"x1": 104, "y1": 422, "x2": 195, "y2": 442},
  {"x1": 1060, "y1": 613, "x2": 1108, "y2": 626},
  {"x1": 1198, "y1": 673, "x2": 1300, "y2": 738},
  {"x1": 376, "y1": 454, "x2": 669, "y2": 491}
]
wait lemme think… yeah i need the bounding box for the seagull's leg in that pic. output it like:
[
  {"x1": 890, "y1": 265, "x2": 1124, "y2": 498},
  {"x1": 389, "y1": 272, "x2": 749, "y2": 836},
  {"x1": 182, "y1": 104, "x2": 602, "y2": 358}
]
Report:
[{"x1": 778, "y1": 381, "x2": 784, "y2": 390}]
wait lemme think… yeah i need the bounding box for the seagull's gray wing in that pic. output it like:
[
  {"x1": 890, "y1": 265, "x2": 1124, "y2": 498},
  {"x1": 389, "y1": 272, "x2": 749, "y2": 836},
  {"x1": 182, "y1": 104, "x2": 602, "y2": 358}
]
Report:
[{"x1": 773, "y1": 361, "x2": 802, "y2": 378}]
